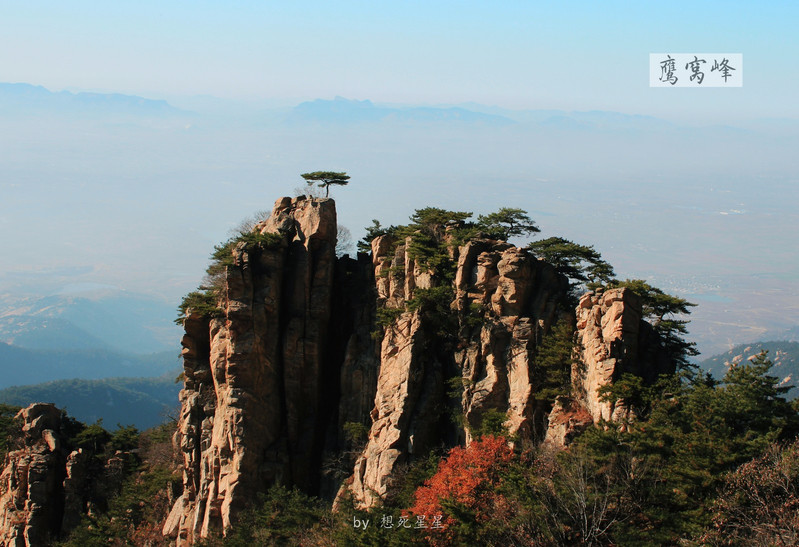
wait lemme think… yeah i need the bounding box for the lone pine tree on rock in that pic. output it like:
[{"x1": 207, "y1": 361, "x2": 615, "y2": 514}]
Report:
[
  {"x1": 301, "y1": 171, "x2": 350, "y2": 197},
  {"x1": 477, "y1": 207, "x2": 539, "y2": 240}
]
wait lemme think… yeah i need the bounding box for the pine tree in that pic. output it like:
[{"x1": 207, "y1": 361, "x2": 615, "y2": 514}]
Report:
[{"x1": 300, "y1": 171, "x2": 350, "y2": 197}]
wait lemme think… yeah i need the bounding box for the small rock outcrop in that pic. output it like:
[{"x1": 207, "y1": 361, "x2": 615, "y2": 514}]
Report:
[
  {"x1": 544, "y1": 396, "x2": 594, "y2": 447},
  {"x1": 0, "y1": 404, "x2": 95, "y2": 547},
  {"x1": 0, "y1": 404, "x2": 66, "y2": 547},
  {"x1": 543, "y1": 288, "x2": 674, "y2": 445}
]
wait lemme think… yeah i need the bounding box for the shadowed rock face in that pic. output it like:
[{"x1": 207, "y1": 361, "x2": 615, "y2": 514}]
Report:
[{"x1": 164, "y1": 197, "x2": 673, "y2": 542}]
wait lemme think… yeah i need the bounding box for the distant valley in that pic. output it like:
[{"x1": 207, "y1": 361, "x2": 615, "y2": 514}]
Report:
[
  {"x1": 0, "y1": 373, "x2": 180, "y2": 430},
  {"x1": 3, "y1": 84, "x2": 797, "y2": 358},
  {"x1": 0, "y1": 289, "x2": 182, "y2": 354},
  {"x1": 0, "y1": 343, "x2": 178, "y2": 389}
]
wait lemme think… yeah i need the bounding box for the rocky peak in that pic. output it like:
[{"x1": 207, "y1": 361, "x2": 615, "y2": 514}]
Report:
[
  {"x1": 342, "y1": 231, "x2": 570, "y2": 508},
  {"x1": 163, "y1": 196, "x2": 673, "y2": 541},
  {"x1": 0, "y1": 198, "x2": 684, "y2": 545},
  {"x1": 165, "y1": 196, "x2": 349, "y2": 544}
]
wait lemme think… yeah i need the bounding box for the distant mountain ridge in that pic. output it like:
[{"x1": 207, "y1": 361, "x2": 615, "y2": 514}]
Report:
[
  {"x1": 0, "y1": 343, "x2": 178, "y2": 390},
  {"x1": 700, "y1": 340, "x2": 799, "y2": 395},
  {"x1": 286, "y1": 96, "x2": 676, "y2": 131},
  {"x1": 759, "y1": 325, "x2": 799, "y2": 343},
  {"x1": 287, "y1": 96, "x2": 515, "y2": 125},
  {"x1": 0, "y1": 82, "x2": 190, "y2": 118},
  {"x1": 0, "y1": 291, "x2": 182, "y2": 354},
  {"x1": 0, "y1": 373, "x2": 180, "y2": 430}
]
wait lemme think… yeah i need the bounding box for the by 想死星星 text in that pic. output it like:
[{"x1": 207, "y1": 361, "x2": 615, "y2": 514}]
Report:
[{"x1": 351, "y1": 513, "x2": 446, "y2": 531}]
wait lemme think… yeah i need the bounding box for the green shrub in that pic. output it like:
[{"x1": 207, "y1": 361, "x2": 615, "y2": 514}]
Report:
[
  {"x1": 532, "y1": 317, "x2": 575, "y2": 407},
  {"x1": 343, "y1": 421, "x2": 369, "y2": 446},
  {"x1": 471, "y1": 408, "x2": 510, "y2": 439},
  {"x1": 177, "y1": 229, "x2": 284, "y2": 326},
  {"x1": 207, "y1": 231, "x2": 283, "y2": 277},
  {"x1": 175, "y1": 289, "x2": 221, "y2": 325},
  {"x1": 376, "y1": 306, "x2": 404, "y2": 327},
  {"x1": 464, "y1": 301, "x2": 485, "y2": 328},
  {"x1": 373, "y1": 306, "x2": 405, "y2": 340},
  {"x1": 406, "y1": 286, "x2": 456, "y2": 338},
  {"x1": 0, "y1": 403, "x2": 21, "y2": 460},
  {"x1": 201, "y1": 485, "x2": 334, "y2": 547},
  {"x1": 358, "y1": 219, "x2": 399, "y2": 253}
]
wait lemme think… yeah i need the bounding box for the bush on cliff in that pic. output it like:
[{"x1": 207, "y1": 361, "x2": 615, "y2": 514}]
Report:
[
  {"x1": 0, "y1": 403, "x2": 21, "y2": 460},
  {"x1": 610, "y1": 278, "x2": 698, "y2": 368},
  {"x1": 196, "y1": 485, "x2": 333, "y2": 547},
  {"x1": 175, "y1": 289, "x2": 220, "y2": 325},
  {"x1": 527, "y1": 236, "x2": 616, "y2": 290},
  {"x1": 477, "y1": 207, "x2": 540, "y2": 240},
  {"x1": 175, "y1": 228, "x2": 283, "y2": 325}
]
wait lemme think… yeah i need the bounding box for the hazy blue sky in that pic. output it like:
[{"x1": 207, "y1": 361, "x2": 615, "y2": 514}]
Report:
[
  {"x1": 2, "y1": 1, "x2": 798, "y2": 121},
  {"x1": 1, "y1": 2, "x2": 798, "y2": 358}
]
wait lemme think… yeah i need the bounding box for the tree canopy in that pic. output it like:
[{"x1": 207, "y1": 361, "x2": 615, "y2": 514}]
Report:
[
  {"x1": 528, "y1": 236, "x2": 616, "y2": 287},
  {"x1": 408, "y1": 207, "x2": 473, "y2": 234},
  {"x1": 477, "y1": 207, "x2": 539, "y2": 240},
  {"x1": 610, "y1": 279, "x2": 698, "y2": 368},
  {"x1": 300, "y1": 171, "x2": 350, "y2": 197},
  {"x1": 357, "y1": 219, "x2": 398, "y2": 253}
]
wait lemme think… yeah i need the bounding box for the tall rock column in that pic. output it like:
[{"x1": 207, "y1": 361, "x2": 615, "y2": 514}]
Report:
[
  {"x1": 458, "y1": 248, "x2": 567, "y2": 443},
  {"x1": 165, "y1": 196, "x2": 337, "y2": 544},
  {"x1": 344, "y1": 235, "x2": 445, "y2": 509},
  {"x1": 576, "y1": 288, "x2": 644, "y2": 423}
]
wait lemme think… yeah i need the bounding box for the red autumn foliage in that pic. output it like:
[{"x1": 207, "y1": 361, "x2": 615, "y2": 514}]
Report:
[{"x1": 408, "y1": 435, "x2": 514, "y2": 545}]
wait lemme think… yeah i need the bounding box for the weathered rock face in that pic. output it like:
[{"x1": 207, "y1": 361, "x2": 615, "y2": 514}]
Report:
[
  {"x1": 456, "y1": 243, "x2": 569, "y2": 444},
  {"x1": 166, "y1": 197, "x2": 380, "y2": 544},
  {"x1": 343, "y1": 236, "x2": 570, "y2": 508},
  {"x1": 575, "y1": 288, "x2": 672, "y2": 424},
  {"x1": 543, "y1": 288, "x2": 674, "y2": 445},
  {"x1": 0, "y1": 404, "x2": 65, "y2": 547},
  {"x1": 0, "y1": 403, "x2": 144, "y2": 545},
  {"x1": 544, "y1": 396, "x2": 594, "y2": 447},
  {"x1": 0, "y1": 404, "x2": 93, "y2": 547}
]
